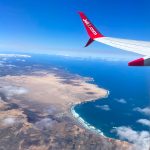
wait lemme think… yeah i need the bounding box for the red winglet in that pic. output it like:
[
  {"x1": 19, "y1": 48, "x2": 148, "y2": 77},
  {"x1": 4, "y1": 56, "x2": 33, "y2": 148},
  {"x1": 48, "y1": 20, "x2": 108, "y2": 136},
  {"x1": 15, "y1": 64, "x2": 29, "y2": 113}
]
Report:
[
  {"x1": 78, "y1": 12, "x2": 104, "y2": 39},
  {"x1": 85, "y1": 38, "x2": 94, "y2": 47},
  {"x1": 128, "y1": 58, "x2": 144, "y2": 66}
]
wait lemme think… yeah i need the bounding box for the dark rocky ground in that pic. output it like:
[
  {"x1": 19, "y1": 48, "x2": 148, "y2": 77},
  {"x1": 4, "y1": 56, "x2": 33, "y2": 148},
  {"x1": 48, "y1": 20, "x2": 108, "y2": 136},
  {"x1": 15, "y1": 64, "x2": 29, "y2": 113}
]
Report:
[{"x1": 0, "y1": 93, "x2": 131, "y2": 150}]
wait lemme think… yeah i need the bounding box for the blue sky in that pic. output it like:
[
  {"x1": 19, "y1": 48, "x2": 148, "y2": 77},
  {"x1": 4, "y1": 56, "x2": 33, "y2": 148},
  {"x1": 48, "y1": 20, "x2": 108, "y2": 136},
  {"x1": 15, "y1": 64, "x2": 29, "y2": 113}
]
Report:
[{"x1": 0, "y1": 0, "x2": 150, "y2": 58}]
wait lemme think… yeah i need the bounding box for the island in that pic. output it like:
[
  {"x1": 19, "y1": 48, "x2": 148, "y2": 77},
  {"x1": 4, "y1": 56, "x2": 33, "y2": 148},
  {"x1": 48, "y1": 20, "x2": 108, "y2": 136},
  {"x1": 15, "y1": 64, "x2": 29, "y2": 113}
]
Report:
[{"x1": 0, "y1": 70, "x2": 131, "y2": 150}]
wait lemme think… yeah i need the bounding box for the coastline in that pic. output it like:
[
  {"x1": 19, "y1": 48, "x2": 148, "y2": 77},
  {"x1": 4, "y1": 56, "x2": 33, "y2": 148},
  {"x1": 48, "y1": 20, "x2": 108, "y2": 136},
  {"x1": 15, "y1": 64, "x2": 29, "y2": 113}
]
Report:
[
  {"x1": 0, "y1": 71, "x2": 131, "y2": 149},
  {"x1": 70, "y1": 90, "x2": 110, "y2": 138},
  {"x1": 69, "y1": 89, "x2": 131, "y2": 146}
]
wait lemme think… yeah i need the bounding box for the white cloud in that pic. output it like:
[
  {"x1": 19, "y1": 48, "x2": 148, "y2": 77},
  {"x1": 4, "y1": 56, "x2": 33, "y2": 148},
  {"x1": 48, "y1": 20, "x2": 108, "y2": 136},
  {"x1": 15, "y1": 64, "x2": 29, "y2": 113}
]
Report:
[
  {"x1": 96, "y1": 105, "x2": 110, "y2": 111},
  {"x1": 16, "y1": 58, "x2": 26, "y2": 62},
  {"x1": 0, "y1": 60, "x2": 5, "y2": 67},
  {"x1": 137, "y1": 119, "x2": 150, "y2": 127},
  {"x1": 133, "y1": 107, "x2": 150, "y2": 116},
  {"x1": 44, "y1": 106, "x2": 57, "y2": 115},
  {"x1": 6, "y1": 64, "x2": 16, "y2": 68},
  {"x1": 112, "y1": 126, "x2": 150, "y2": 150},
  {"x1": 0, "y1": 86, "x2": 28, "y2": 99},
  {"x1": 0, "y1": 54, "x2": 31, "y2": 58},
  {"x1": 51, "y1": 51, "x2": 136, "y2": 62},
  {"x1": 0, "y1": 54, "x2": 29, "y2": 68},
  {"x1": 99, "y1": 57, "x2": 128, "y2": 62},
  {"x1": 2, "y1": 116, "x2": 25, "y2": 127},
  {"x1": 115, "y1": 98, "x2": 127, "y2": 104},
  {"x1": 0, "y1": 63, "x2": 16, "y2": 68},
  {"x1": 35, "y1": 118, "x2": 57, "y2": 130},
  {"x1": 2, "y1": 117, "x2": 16, "y2": 126},
  {"x1": 1, "y1": 57, "x2": 8, "y2": 61}
]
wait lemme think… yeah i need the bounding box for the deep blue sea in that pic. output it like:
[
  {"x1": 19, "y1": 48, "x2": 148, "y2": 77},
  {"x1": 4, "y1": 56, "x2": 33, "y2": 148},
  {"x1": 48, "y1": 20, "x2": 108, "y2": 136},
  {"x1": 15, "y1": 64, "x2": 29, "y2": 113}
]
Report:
[{"x1": 1, "y1": 53, "x2": 150, "y2": 141}]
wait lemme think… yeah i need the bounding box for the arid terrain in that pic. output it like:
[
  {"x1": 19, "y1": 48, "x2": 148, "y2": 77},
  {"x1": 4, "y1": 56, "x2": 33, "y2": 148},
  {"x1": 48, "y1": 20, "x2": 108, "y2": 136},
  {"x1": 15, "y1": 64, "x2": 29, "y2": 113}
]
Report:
[{"x1": 0, "y1": 71, "x2": 131, "y2": 150}]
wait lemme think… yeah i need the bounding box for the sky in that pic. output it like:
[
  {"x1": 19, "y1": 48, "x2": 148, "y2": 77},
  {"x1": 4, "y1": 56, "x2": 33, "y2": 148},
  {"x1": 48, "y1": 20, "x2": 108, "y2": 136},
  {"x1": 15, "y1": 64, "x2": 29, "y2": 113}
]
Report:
[{"x1": 0, "y1": 0, "x2": 150, "y2": 59}]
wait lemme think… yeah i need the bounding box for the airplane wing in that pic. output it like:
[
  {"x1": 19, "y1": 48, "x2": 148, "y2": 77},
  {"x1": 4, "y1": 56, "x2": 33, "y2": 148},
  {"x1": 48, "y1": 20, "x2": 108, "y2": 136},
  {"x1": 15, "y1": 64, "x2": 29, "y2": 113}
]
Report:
[{"x1": 78, "y1": 12, "x2": 150, "y2": 66}]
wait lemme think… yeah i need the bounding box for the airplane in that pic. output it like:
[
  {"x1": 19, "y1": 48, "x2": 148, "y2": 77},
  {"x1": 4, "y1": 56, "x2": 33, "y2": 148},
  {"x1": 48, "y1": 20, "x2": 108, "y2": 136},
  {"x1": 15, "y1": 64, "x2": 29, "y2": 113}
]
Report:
[{"x1": 78, "y1": 12, "x2": 150, "y2": 66}]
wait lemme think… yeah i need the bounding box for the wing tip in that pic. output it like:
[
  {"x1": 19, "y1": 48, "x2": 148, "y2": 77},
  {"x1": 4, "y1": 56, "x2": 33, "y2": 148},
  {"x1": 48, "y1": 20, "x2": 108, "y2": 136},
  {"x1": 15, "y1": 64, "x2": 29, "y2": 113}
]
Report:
[
  {"x1": 128, "y1": 58, "x2": 144, "y2": 66},
  {"x1": 78, "y1": 11, "x2": 104, "y2": 39}
]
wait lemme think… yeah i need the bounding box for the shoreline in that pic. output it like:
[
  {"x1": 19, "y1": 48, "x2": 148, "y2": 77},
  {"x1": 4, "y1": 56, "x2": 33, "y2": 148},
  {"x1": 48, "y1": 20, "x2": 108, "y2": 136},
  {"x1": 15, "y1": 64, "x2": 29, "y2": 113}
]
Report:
[
  {"x1": 69, "y1": 89, "x2": 131, "y2": 144},
  {"x1": 70, "y1": 89, "x2": 130, "y2": 144},
  {"x1": 0, "y1": 70, "x2": 132, "y2": 149},
  {"x1": 70, "y1": 90, "x2": 110, "y2": 138}
]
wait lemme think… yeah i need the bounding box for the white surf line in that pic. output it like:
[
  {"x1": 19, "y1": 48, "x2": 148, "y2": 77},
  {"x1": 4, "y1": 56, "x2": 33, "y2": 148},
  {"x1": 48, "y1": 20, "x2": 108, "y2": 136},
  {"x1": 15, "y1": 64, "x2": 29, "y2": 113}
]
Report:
[
  {"x1": 71, "y1": 105, "x2": 105, "y2": 137},
  {"x1": 71, "y1": 90, "x2": 110, "y2": 137}
]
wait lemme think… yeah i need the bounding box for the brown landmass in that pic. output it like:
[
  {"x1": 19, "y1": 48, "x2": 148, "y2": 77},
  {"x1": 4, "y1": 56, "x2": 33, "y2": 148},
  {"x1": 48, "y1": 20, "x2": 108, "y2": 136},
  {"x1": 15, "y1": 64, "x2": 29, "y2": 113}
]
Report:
[{"x1": 0, "y1": 71, "x2": 132, "y2": 150}]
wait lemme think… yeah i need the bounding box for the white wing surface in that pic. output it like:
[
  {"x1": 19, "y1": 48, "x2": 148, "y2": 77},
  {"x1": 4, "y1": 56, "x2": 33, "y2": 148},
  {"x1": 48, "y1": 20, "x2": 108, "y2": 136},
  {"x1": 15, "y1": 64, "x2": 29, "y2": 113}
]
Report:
[{"x1": 78, "y1": 12, "x2": 150, "y2": 66}]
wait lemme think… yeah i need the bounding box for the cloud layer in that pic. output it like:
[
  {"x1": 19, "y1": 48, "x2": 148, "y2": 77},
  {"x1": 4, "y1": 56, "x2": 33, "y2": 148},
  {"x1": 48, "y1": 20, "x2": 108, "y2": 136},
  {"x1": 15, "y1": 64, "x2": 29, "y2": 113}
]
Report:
[
  {"x1": 96, "y1": 105, "x2": 111, "y2": 111},
  {"x1": 0, "y1": 54, "x2": 31, "y2": 58},
  {"x1": 133, "y1": 107, "x2": 150, "y2": 116},
  {"x1": 137, "y1": 119, "x2": 150, "y2": 127},
  {"x1": 2, "y1": 117, "x2": 16, "y2": 126},
  {"x1": 115, "y1": 98, "x2": 127, "y2": 104},
  {"x1": 112, "y1": 126, "x2": 150, "y2": 150},
  {"x1": 0, "y1": 86, "x2": 28, "y2": 100},
  {"x1": 35, "y1": 118, "x2": 57, "y2": 130}
]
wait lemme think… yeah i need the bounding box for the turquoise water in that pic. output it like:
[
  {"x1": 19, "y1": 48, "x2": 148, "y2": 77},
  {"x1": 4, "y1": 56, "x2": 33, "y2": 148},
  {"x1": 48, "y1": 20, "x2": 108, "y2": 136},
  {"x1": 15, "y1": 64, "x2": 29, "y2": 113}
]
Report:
[{"x1": 2, "y1": 54, "x2": 150, "y2": 140}]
